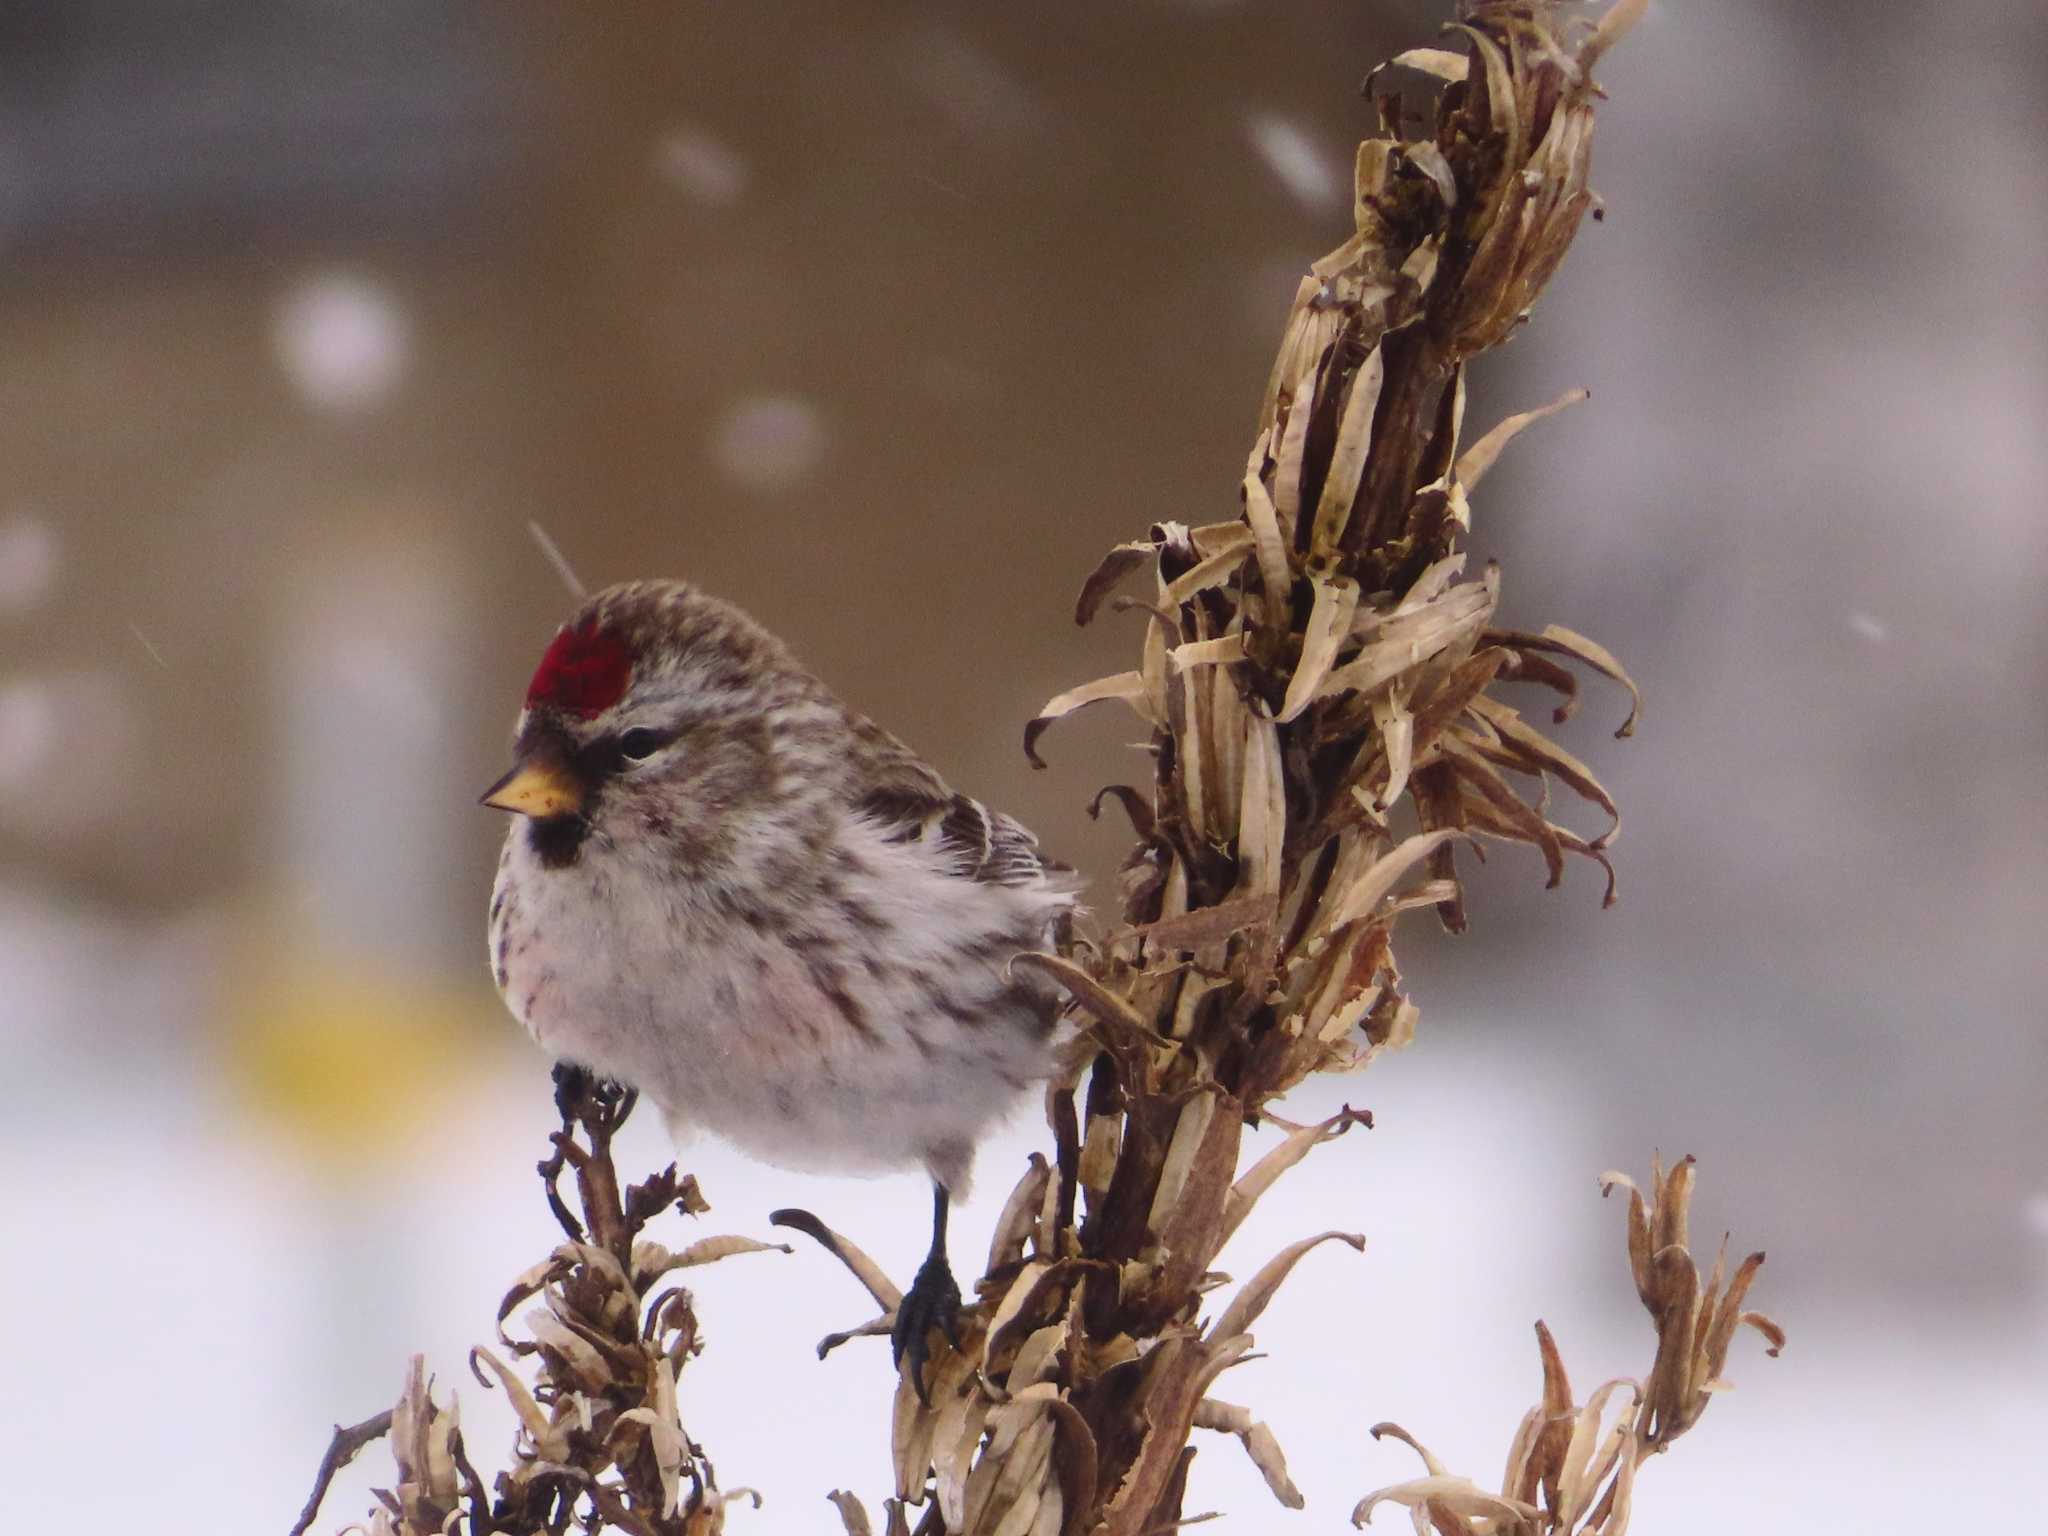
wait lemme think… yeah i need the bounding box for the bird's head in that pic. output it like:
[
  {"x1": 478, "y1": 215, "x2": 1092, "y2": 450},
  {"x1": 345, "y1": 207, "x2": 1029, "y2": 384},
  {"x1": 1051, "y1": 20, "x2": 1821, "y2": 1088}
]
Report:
[{"x1": 482, "y1": 580, "x2": 835, "y2": 881}]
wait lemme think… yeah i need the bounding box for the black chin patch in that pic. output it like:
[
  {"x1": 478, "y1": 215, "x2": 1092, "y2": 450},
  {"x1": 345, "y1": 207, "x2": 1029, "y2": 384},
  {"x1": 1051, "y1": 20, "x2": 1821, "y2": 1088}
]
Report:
[{"x1": 527, "y1": 813, "x2": 592, "y2": 869}]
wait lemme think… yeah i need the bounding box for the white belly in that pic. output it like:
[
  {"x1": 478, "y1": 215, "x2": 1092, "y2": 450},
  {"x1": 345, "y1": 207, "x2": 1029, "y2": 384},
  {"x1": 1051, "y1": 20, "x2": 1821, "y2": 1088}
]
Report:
[{"x1": 488, "y1": 822, "x2": 1064, "y2": 1191}]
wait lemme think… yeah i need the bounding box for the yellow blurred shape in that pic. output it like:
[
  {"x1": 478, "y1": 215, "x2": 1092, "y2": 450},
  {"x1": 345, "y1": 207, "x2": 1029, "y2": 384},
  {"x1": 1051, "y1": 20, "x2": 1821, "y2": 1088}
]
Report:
[{"x1": 226, "y1": 950, "x2": 488, "y2": 1165}]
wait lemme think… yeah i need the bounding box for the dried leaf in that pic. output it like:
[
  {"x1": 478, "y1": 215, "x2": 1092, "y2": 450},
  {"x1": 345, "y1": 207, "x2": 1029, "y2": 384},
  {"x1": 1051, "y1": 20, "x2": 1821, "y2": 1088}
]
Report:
[
  {"x1": 1237, "y1": 711, "x2": 1285, "y2": 898},
  {"x1": 1373, "y1": 47, "x2": 1470, "y2": 85},
  {"x1": 1280, "y1": 573, "x2": 1362, "y2": 721},
  {"x1": 1391, "y1": 553, "x2": 1467, "y2": 615},
  {"x1": 1454, "y1": 387, "x2": 1589, "y2": 491},
  {"x1": 614, "y1": 1397, "x2": 689, "y2": 1515},
  {"x1": 1077, "y1": 541, "x2": 1159, "y2": 626},
  {"x1": 963, "y1": 1387, "x2": 1061, "y2": 1536},
  {"x1": 1221, "y1": 1105, "x2": 1370, "y2": 1245},
  {"x1": 1319, "y1": 579, "x2": 1498, "y2": 702},
  {"x1": 1372, "y1": 686, "x2": 1415, "y2": 809},
  {"x1": 1211, "y1": 1230, "x2": 1365, "y2": 1342},
  {"x1": 828, "y1": 1490, "x2": 875, "y2": 1536},
  {"x1": 468, "y1": 1347, "x2": 567, "y2": 1463},
  {"x1": 1466, "y1": 694, "x2": 1620, "y2": 847},
  {"x1": 496, "y1": 1253, "x2": 569, "y2": 1342},
  {"x1": 770, "y1": 1208, "x2": 903, "y2": 1311},
  {"x1": 1438, "y1": 734, "x2": 1565, "y2": 887},
  {"x1": 523, "y1": 1309, "x2": 609, "y2": 1385},
  {"x1": 1320, "y1": 828, "x2": 1466, "y2": 934},
  {"x1": 1008, "y1": 952, "x2": 1170, "y2": 1051},
  {"x1": 1169, "y1": 634, "x2": 1249, "y2": 671},
  {"x1": 934, "y1": 1376, "x2": 996, "y2": 1531},
  {"x1": 1308, "y1": 346, "x2": 1385, "y2": 563},
  {"x1": 1352, "y1": 1475, "x2": 1539, "y2": 1530},
  {"x1": 894, "y1": 1340, "x2": 981, "y2": 1502},
  {"x1": 1243, "y1": 468, "x2": 1295, "y2": 618},
  {"x1": 1369, "y1": 1422, "x2": 1449, "y2": 1479},
  {"x1": 1742, "y1": 1312, "x2": 1788, "y2": 1358},
  {"x1": 634, "y1": 1234, "x2": 791, "y2": 1285},
  {"x1": 979, "y1": 1260, "x2": 1058, "y2": 1368},
  {"x1": 1487, "y1": 625, "x2": 1641, "y2": 737},
  {"x1": 1193, "y1": 1400, "x2": 1304, "y2": 1510},
  {"x1": 1553, "y1": 1378, "x2": 1641, "y2": 1525},
  {"x1": 1271, "y1": 358, "x2": 1317, "y2": 534},
  {"x1": 1122, "y1": 893, "x2": 1276, "y2": 955},
  {"x1": 1147, "y1": 1094, "x2": 1220, "y2": 1236},
  {"x1": 1162, "y1": 527, "x2": 1255, "y2": 607},
  {"x1": 986, "y1": 1155, "x2": 1053, "y2": 1275},
  {"x1": 1025, "y1": 671, "x2": 1153, "y2": 767}
]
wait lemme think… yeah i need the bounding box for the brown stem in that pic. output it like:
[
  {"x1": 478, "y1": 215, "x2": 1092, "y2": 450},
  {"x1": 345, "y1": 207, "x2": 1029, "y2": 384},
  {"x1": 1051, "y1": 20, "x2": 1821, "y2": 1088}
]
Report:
[
  {"x1": 1347, "y1": 324, "x2": 1452, "y2": 563},
  {"x1": 287, "y1": 1410, "x2": 395, "y2": 1536}
]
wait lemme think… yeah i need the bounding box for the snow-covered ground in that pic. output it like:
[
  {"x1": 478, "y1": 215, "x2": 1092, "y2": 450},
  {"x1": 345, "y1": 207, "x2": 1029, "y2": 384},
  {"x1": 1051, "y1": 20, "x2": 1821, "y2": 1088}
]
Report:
[{"x1": 6, "y1": 950, "x2": 2038, "y2": 1532}]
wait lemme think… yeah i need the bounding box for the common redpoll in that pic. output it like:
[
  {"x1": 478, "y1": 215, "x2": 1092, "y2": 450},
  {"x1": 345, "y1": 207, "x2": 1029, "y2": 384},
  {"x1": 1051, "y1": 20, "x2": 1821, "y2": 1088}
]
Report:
[{"x1": 482, "y1": 580, "x2": 1078, "y2": 1391}]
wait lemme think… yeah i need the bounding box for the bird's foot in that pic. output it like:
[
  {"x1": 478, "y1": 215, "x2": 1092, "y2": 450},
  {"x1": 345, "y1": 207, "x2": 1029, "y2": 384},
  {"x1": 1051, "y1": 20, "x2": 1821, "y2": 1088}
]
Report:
[
  {"x1": 891, "y1": 1251, "x2": 963, "y2": 1405},
  {"x1": 551, "y1": 1060, "x2": 628, "y2": 1124}
]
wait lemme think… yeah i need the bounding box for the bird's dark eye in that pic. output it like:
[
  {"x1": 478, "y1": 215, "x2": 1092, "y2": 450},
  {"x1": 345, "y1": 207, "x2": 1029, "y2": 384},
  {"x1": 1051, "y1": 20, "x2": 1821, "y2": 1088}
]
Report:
[{"x1": 619, "y1": 728, "x2": 666, "y2": 762}]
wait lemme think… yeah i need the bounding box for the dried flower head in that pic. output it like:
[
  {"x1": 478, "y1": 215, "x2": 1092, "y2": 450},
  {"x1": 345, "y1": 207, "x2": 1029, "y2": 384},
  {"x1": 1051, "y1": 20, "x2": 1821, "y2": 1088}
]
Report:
[
  {"x1": 1354, "y1": 1158, "x2": 1781, "y2": 1535},
  {"x1": 300, "y1": 1076, "x2": 783, "y2": 1536},
  {"x1": 809, "y1": 4, "x2": 1678, "y2": 1534}
]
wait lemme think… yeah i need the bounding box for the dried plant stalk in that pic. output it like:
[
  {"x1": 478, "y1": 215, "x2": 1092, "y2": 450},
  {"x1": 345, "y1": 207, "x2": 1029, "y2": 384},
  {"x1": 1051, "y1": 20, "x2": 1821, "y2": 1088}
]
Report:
[
  {"x1": 813, "y1": 5, "x2": 1772, "y2": 1534},
  {"x1": 296, "y1": 1074, "x2": 783, "y2": 1536},
  {"x1": 1355, "y1": 1159, "x2": 1783, "y2": 1534}
]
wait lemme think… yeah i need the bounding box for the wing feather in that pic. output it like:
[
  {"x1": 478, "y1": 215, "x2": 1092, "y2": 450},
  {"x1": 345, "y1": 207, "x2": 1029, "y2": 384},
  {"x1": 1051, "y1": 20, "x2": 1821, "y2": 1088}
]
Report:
[{"x1": 847, "y1": 715, "x2": 1066, "y2": 889}]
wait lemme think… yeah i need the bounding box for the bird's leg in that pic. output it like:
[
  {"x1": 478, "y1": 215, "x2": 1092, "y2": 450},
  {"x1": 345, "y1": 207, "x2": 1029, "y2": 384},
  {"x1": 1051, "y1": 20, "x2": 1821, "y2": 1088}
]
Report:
[{"x1": 891, "y1": 1180, "x2": 964, "y2": 1405}]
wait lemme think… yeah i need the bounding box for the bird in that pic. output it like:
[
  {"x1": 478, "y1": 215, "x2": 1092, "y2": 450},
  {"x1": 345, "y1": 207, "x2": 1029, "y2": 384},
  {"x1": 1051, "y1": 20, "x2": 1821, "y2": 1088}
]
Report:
[{"x1": 481, "y1": 579, "x2": 1079, "y2": 1396}]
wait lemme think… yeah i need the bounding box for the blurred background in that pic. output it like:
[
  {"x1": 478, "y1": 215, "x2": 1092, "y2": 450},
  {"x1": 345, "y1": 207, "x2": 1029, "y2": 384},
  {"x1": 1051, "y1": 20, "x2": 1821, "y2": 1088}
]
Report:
[{"x1": 2, "y1": 0, "x2": 2042, "y2": 1527}]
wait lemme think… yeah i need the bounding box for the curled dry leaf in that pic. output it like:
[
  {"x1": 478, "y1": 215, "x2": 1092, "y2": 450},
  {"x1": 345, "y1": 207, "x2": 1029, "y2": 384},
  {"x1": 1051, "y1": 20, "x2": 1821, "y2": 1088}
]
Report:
[
  {"x1": 634, "y1": 1233, "x2": 793, "y2": 1286},
  {"x1": 827, "y1": 1490, "x2": 875, "y2": 1536},
  {"x1": 470, "y1": 1345, "x2": 565, "y2": 1461},
  {"x1": 1024, "y1": 672, "x2": 1152, "y2": 768},
  {"x1": 1455, "y1": 388, "x2": 1590, "y2": 492},
  {"x1": 1211, "y1": 1230, "x2": 1366, "y2": 1343},
  {"x1": 1193, "y1": 1399, "x2": 1305, "y2": 1510},
  {"x1": 1161, "y1": 526, "x2": 1255, "y2": 607},
  {"x1": 1168, "y1": 633, "x2": 1250, "y2": 672},
  {"x1": 1486, "y1": 626, "x2": 1641, "y2": 738},
  {"x1": 1078, "y1": 541, "x2": 1164, "y2": 626},
  {"x1": 770, "y1": 1207, "x2": 905, "y2": 1314},
  {"x1": 1220, "y1": 1105, "x2": 1371, "y2": 1245},
  {"x1": 1369, "y1": 46, "x2": 1472, "y2": 86},
  {"x1": 985, "y1": 1153, "x2": 1054, "y2": 1274},
  {"x1": 1352, "y1": 1475, "x2": 1541, "y2": 1531}
]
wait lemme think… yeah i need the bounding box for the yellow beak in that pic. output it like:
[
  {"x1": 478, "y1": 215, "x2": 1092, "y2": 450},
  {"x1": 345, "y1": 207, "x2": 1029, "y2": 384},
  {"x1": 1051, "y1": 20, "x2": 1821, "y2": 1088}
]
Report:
[{"x1": 480, "y1": 758, "x2": 585, "y2": 819}]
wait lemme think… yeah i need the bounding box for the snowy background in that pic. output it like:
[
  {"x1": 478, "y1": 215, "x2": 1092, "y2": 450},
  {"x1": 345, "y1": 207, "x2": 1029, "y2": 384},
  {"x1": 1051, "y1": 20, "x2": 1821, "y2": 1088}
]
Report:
[{"x1": 2, "y1": 0, "x2": 2043, "y2": 1529}]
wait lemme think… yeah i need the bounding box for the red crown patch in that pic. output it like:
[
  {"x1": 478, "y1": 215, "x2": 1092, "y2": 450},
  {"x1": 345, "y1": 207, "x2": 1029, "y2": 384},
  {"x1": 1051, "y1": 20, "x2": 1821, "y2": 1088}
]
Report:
[{"x1": 526, "y1": 618, "x2": 632, "y2": 719}]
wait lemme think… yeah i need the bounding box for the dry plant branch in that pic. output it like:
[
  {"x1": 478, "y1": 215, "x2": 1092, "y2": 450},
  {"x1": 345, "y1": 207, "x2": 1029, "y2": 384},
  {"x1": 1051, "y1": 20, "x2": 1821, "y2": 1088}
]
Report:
[
  {"x1": 812, "y1": 3, "x2": 1777, "y2": 1532},
  {"x1": 291, "y1": 1411, "x2": 397, "y2": 1536},
  {"x1": 1355, "y1": 1158, "x2": 1782, "y2": 1533},
  {"x1": 295, "y1": 1069, "x2": 784, "y2": 1536}
]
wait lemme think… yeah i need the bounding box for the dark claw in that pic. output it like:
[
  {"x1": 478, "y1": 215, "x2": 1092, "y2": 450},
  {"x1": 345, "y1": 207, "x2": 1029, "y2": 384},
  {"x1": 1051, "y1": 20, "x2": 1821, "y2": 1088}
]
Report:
[
  {"x1": 551, "y1": 1061, "x2": 590, "y2": 1122},
  {"x1": 891, "y1": 1251, "x2": 963, "y2": 1405},
  {"x1": 551, "y1": 1060, "x2": 626, "y2": 1123}
]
